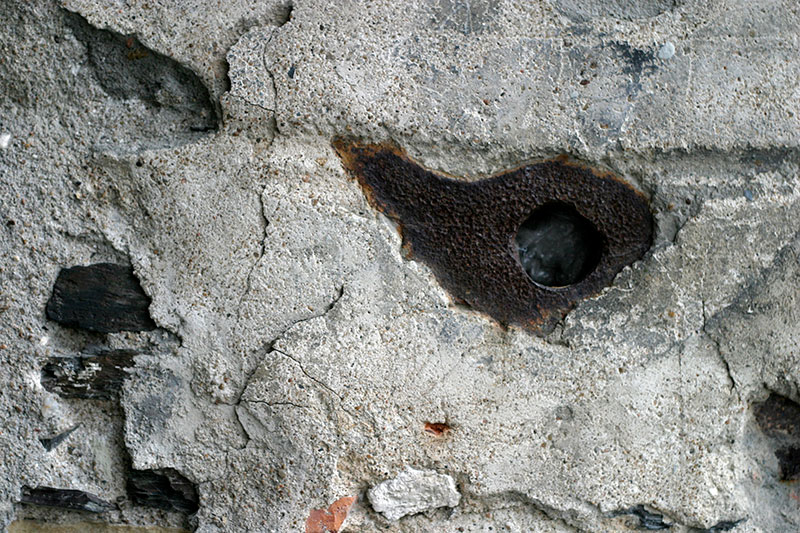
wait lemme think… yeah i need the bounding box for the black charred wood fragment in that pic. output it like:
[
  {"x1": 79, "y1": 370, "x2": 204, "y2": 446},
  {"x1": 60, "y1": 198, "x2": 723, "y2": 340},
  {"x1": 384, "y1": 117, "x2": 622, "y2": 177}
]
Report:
[
  {"x1": 39, "y1": 424, "x2": 81, "y2": 451},
  {"x1": 41, "y1": 349, "x2": 138, "y2": 400},
  {"x1": 128, "y1": 468, "x2": 199, "y2": 514},
  {"x1": 20, "y1": 486, "x2": 114, "y2": 513},
  {"x1": 334, "y1": 140, "x2": 653, "y2": 333},
  {"x1": 700, "y1": 518, "x2": 746, "y2": 532},
  {"x1": 611, "y1": 505, "x2": 671, "y2": 530},
  {"x1": 46, "y1": 263, "x2": 156, "y2": 333}
]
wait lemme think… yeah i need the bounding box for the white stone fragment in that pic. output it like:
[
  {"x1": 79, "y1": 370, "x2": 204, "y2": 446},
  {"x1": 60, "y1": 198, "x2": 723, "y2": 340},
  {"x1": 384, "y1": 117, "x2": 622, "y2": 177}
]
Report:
[
  {"x1": 368, "y1": 467, "x2": 461, "y2": 521},
  {"x1": 658, "y1": 41, "x2": 676, "y2": 60},
  {"x1": 0, "y1": 133, "x2": 11, "y2": 149}
]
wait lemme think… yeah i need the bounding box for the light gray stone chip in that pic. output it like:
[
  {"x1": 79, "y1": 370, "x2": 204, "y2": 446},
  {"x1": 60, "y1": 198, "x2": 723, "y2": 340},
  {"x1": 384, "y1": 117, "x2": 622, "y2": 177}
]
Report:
[{"x1": 367, "y1": 467, "x2": 461, "y2": 521}]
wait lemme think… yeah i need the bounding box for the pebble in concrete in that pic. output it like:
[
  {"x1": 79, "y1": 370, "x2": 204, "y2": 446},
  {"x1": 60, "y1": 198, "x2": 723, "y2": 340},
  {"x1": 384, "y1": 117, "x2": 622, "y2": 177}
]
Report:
[
  {"x1": 658, "y1": 41, "x2": 676, "y2": 60},
  {"x1": 367, "y1": 467, "x2": 460, "y2": 521}
]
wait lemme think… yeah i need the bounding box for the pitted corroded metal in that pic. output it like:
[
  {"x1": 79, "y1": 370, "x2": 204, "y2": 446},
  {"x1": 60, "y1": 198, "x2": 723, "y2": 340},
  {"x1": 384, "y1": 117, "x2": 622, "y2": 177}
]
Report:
[{"x1": 333, "y1": 139, "x2": 653, "y2": 333}]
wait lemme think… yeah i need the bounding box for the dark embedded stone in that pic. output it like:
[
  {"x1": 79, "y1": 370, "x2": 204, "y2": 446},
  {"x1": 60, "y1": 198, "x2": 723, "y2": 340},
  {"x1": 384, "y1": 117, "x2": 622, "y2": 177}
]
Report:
[
  {"x1": 333, "y1": 140, "x2": 652, "y2": 333},
  {"x1": 41, "y1": 349, "x2": 138, "y2": 400},
  {"x1": 20, "y1": 486, "x2": 114, "y2": 513},
  {"x1": 46, "y1": 263, "x2": 156, "y2": 333},
  {"x1": 128, "y1": 468, "x2": 199, "y2": 514},
  {"x1": 40, "y1": 424, "x2": 81, "y2": 451}
]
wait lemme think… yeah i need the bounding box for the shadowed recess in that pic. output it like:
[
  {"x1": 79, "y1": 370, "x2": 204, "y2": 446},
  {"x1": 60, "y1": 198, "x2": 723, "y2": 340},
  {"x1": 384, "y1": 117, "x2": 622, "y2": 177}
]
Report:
[
  {"x1": 754, "y1": 393, "x2": 800, "y2": 481},
  {"x1": 64, "y1": 10, "x2": 218, "y2": 132},
  {"x1": 516, "y1": 202, "x2": 603, "y2": 287},
  {"x1": 333, "y1": 139, "x2": 653, "y2": 333}
]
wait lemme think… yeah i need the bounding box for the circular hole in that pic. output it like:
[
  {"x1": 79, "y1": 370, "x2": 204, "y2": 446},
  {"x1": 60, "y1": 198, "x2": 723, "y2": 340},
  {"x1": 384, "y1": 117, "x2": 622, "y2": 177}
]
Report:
[{"x1": 515, "y1": 202, "x2": 604, "y2": 288}]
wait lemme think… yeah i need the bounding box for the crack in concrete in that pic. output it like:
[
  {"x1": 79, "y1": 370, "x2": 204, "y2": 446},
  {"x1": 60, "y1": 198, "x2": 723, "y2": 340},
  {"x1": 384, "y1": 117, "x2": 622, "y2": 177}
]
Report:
[
  {"x1": 476, "y1": 490, "x2": 584, "y2": 532},
  {"x1": 231, "y1": 282, "x2": 350, "y2": 445},
  {"x1": 272, "y1": 348, "x2": 352, "y2": 415},
  {"x1": 235, "y1": 184, "x2": 269, "y2": 321},
  {"x1": 233, "y1": 284, "x2": 345, "y2": 407},
  {"x1": 262, "y1": 283, "x2": 344, "y2": 352},
  {"x1": 240, "y1": 399, "x2": 310, "y2": 410},
  {"x1": 701, "y1": 298, "x2": 739, "y2": 398}
]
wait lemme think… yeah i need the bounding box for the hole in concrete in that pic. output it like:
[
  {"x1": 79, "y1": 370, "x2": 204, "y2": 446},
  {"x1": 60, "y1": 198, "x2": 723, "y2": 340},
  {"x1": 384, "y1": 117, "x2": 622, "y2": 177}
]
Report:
[
  {"x1": 775, "y1": 447, "x2": 800, "y2": 481},
  {"x1": 19, "y1": 486, "x2": 114, "y2": 513},
  {"x1": 516, "y1": 202, "x2": 603, "y2": 288},
  {"x1": 754, "y1": 393, "x2": 800, "y2": 481},
  {"x1": 424, "y1": 422, "x2": 451, "y2": 436},
  {"x1": 276, "y1": 0, "x2": 294, "y2": 26}
]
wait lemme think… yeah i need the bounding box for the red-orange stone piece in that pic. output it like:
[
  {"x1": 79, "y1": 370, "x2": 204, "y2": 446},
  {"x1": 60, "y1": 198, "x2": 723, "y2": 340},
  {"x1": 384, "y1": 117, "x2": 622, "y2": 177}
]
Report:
[
  {"x1": 333, "y1": 139, "x2": 653, "y2": 334},
  {"x1": 305, "y1": 495, "x2": 357, "y2": 533}
]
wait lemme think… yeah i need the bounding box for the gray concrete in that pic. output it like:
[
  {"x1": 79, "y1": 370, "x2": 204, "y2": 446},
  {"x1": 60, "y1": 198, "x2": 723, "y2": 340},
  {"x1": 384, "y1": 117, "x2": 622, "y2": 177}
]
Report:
[{"x1": 1, "y1": 0, "x2": 799, "y2": 531}]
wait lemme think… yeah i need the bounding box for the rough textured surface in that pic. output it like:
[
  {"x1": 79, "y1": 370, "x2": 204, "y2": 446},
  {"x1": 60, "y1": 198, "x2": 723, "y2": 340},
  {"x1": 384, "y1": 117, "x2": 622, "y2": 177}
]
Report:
[
  {"x1": 2, "y1": 0, "x2": 800, "y2": 531},
  {"x1": 368, "y1": 467, "x2": 461, "y2": 521},
  {"x1": 9, "y1": 523, "x2": 186, "y2": 533}
]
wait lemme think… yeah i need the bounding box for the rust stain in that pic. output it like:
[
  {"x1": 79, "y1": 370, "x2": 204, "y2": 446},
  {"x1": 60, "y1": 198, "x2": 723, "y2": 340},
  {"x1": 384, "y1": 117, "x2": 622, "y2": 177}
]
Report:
[
  {"x1": 305, "y1": 495, "x2": 356, "y2": 533},
  {"x1": 333, "y1": 139, "x2": 653, "y2": 333},
  {"x1": 424, "y1": 422, "x2": 451, "y2": 437}
]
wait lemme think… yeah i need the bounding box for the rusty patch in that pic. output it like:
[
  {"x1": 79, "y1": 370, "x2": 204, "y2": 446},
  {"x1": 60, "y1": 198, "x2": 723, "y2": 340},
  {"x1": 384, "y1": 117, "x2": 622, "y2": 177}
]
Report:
[
  {"x1": 424, "y1": 422, "x2": 451, "y2": 436},
  {"x1": 305, "y1": 495, "x2": 356, "y2": 533},
  {"x1": 333, "y1": 139, "x2": 653, "y2": 333},
  {"x1": 754, "y1": 393, "x2": 800, "y2": 481}
]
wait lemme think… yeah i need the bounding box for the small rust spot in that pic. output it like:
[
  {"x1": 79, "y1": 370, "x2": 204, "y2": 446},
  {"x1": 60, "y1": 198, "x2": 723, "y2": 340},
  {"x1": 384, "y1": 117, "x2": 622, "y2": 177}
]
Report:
[
  {"x1": 754, "y1": 393, "x2": 800, "y2": 481},
  {"x1": 305, "y1": 495, "x2": 356, "y2": 533},
  {"x1": 333, "y1": 139, "x2": 653, "y2": 333},
  {"x1": 424, "y1": 422, "x2": 451, "y2": 436}
]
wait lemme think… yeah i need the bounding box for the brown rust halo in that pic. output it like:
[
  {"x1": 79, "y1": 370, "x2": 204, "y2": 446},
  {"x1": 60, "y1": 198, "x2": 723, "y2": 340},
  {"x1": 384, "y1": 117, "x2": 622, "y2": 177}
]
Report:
[{"x1": 333, "y1": 138, "x2": 653, "y2": 334}]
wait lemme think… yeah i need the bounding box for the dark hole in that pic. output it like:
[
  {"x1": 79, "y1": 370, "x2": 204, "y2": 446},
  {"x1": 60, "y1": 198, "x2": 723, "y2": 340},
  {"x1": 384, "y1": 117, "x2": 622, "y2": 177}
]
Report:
[
  {"x1": 775, "y1": 446, "x2": 800, "y2": 481},
  {"x1": 515, "y1": 202, "x2": 603, "y2": 287}
]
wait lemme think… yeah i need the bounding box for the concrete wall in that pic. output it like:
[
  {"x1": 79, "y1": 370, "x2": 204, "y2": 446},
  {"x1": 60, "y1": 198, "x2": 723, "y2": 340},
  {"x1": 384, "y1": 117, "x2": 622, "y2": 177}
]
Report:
[{"x1": 2, "y1": 0, "x2": 800, "y2": 531}]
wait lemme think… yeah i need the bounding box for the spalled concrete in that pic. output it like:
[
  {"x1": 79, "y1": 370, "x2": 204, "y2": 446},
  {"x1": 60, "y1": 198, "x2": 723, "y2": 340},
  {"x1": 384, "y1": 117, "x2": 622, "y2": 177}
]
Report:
[{"x1": 1, "y1": 0, "x2": 800, "y2": 532}]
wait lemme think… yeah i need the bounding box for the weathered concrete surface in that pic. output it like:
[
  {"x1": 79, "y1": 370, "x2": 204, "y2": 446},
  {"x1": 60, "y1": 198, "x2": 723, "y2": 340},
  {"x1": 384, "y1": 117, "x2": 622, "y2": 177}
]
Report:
[
  {"x1": 1, "y1": 0, "x2": 800, "y2": 531},
  {"x1": 9, "y1": 522, "x2": 186, "y2": 533}
]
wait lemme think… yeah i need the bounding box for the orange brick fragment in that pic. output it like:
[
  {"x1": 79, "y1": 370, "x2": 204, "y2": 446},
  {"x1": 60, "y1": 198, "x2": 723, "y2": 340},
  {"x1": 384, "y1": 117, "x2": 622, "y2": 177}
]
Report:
[{"x1": 305, "y1": 495, "x2": 356, "y2": 533}]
